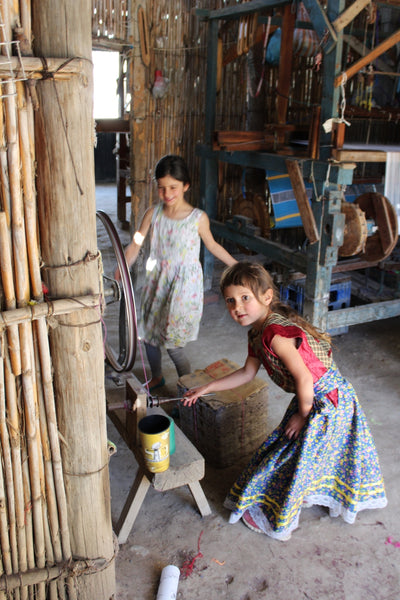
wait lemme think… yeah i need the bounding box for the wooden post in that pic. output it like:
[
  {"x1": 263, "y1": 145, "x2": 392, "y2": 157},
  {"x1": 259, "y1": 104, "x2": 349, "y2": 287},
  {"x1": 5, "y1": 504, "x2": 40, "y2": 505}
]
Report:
[
  {"x1": 276, "y1": 5, "x2": 296, "y2": 131},
  {"x1": 31, "y1": 2, "x2": 115, "y2": 598},
  {"x1": 130, "y1": 1, "x2": 149, "y2": 231}
]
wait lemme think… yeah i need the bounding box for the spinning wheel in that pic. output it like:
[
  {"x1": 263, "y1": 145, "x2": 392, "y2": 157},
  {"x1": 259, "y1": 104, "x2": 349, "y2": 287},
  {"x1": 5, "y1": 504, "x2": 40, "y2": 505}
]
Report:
[
  {"x1": 232, "y1": 192, "x2": 270, "y2": 237},
  {"x1": 231, "y1": 193, "x2": 270, "y2": 253},
  {"x1": 355, "y1": 193, "x2": 398, "y2": 262},
  {"x1": 339, "y1": 193, "x2": 398, "y2": 261},
  {"x1": 96, "y1": 210, "x2": 137, "y2": 372}
]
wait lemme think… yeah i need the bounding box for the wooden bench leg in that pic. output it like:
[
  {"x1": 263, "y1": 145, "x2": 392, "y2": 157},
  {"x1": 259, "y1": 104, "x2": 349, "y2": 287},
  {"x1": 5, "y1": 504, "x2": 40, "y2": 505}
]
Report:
[
  {"x1": 115, "y1": 468, "x2": 151, "y2": 544},
  {"x1": 188, "y1": 481, "x2": 212, "y2": 517}
]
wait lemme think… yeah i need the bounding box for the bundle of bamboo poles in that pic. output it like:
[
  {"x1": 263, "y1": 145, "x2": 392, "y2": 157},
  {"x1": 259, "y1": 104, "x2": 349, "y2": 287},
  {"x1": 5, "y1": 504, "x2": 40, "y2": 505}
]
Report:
[{"x1": 0, "y1": 4, "x2": 75, "y2": 598}]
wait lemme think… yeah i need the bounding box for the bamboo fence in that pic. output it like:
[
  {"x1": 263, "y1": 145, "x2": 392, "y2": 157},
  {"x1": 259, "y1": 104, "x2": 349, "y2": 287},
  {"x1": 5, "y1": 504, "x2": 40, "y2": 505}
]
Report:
[{"x1": 0, "y1": 1, "x2": 94, "y2": 597}]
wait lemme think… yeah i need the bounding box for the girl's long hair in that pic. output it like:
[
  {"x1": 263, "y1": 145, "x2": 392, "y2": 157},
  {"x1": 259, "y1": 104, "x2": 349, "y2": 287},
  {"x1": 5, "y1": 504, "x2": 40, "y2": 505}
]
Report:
[
  {"x1": 220, "y1": 261, "x2": 331, "y2": 344},
  {"x1": 154, "y1": 154, "x2": 191, "y2": 186}
]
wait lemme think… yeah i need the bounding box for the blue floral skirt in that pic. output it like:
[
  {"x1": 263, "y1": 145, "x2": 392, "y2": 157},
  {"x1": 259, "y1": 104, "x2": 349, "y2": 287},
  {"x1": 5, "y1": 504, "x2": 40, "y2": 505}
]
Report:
[{"x1": 224, "y1": 367, "x2": 387, "y2": 540}]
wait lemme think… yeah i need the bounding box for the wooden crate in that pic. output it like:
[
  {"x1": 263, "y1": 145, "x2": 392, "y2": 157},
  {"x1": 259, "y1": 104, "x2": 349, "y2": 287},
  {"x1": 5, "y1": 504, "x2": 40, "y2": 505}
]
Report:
[{"x1": 178, "y1": 359, "x2": 268, "y2": 468}]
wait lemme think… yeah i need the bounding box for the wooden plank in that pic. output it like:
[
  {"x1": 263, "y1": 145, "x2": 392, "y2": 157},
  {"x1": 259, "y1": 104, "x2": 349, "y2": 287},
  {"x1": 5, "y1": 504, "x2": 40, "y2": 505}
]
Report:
[
  {"x1": 150, "y1": 407, "x2": 205, "y2": 492},
  {"x1": 336, "y1": 29, "x2": 400, "y2": 87},
  {"x1": 333, "y1": 0, "x2": 370, "y2": 33},
  {"x1": 125, "y1": 370, "x2": 147, "y2": 449},
  {"x1": 197, "y1": 0, "x2": 291, "y2": 22},
  {"x1": 285, "y1": 160, "x2": 319, "y2": 244},
  {"x1": 188, "y1": 482, "x2": 212, "y2": 517},
  {"x1": 114, "y1": 470, "x2": 151, "y2": 544},
  {"x1": 331, "y1": 149, "x2": 387, "y2": 162}
]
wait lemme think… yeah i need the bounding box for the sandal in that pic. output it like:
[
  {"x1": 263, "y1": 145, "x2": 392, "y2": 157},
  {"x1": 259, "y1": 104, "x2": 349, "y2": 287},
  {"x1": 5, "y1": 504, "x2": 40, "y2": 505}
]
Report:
[
  {"x1": 148, "y1": 377, "x2": 166, "y2": 392},
  {"x1": 242, "y1": 510, "x2": 263, "y2": 534}
]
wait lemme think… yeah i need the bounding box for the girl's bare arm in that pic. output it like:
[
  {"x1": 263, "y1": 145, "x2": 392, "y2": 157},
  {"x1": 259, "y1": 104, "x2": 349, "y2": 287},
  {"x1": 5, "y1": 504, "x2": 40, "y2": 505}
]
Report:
[
  {"x1": 182, "y1": 355, "x2": 261, "y2": 406},
  {"x1": 198, "y1": 212, "x2": 237, "y2": 266},
  {"x1": 115, "y1": 207, "x2": 154, "y2": 279}
]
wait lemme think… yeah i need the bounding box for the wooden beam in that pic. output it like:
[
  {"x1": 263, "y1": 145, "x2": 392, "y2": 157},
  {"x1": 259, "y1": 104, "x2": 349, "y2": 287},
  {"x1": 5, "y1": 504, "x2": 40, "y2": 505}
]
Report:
[
  {"x1": 333, "y1": 0, "x2": 370, "y2": 33},
  {"x1": 331, "y1": 149, "x2": 387, "y2": 162},
  {"x1": 336, "y1": 29, "x2": 400, "y2": 87},
  {"x1": 95, "y1": 118, "x2": 129, "y2": 133},
  {"x1": 197, "y1": 0, "x2": 290, "y2": 22},
  {"x1": 276, "y1": 5, "x2": 296, "y2": 127},
  {"x1": 0, "y1": 56, "x2": 83, "y2": 79},
  {"x1": 285, "y1": 160, "x2": 319, "y2": 244},
  {"x1": 343, "y1": 34, "x2": 394, "y2": 76},
  {"x1": 302, "y1": 0, "x2": 337, "y2": 46}
]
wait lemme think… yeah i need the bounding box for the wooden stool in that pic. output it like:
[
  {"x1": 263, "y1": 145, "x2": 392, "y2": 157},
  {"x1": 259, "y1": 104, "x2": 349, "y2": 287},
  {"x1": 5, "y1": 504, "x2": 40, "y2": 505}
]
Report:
[{"x1": 107, "y1": 376, "x2": 211, "y2": 544}]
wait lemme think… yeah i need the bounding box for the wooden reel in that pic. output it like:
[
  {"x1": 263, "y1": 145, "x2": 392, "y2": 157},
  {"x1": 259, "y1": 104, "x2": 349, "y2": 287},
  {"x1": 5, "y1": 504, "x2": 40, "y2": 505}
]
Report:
[
  {"x1": 232, "y1": 192, "x2": 270, "y2": 237},
  {"x1": 232, "y1": 192, "x2": 270, "y2": 254},
  {"x1": 339, "y1": 201, "x2": 368, "y2": 257},
  {"x1": 339, "y1": 193, "x2": 398, "y2": 262}
]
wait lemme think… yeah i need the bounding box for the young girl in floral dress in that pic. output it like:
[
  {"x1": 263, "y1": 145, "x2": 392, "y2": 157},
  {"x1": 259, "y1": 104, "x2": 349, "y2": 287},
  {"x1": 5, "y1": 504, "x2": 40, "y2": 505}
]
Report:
[
  {"x1": 182, "y1": 261, "x2": 387, "y2": 541},
  {"x1": 121, "y1": 155, "x2": 236, "y2": 391}
]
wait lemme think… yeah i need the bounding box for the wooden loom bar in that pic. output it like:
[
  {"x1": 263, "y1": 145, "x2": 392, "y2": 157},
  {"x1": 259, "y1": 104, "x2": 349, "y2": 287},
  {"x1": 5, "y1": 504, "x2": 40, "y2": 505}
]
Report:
[
  {"x1": 332, "y1": 0, "x2": 371, "y2": 33},
  {"x1": 335, "y1": 29, "x2": 400, "y2": 87}
]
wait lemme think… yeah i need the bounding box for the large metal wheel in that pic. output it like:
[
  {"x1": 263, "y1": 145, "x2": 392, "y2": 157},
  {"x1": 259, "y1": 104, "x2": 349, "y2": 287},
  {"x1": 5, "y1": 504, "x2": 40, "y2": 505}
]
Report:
[{"x1": 96, "y1": 210, "x2": 137, "y2": 372}]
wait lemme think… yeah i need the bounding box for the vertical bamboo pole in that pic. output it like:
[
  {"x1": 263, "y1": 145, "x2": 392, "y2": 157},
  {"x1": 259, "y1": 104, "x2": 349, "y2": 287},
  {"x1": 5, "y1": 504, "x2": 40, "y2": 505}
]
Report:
[
  {"x1": 0, "y1": 349, "x2": 11, "y2": 600},
  {"x1": 32, "y1": 1, "x2": 115, "y2": 598},
  {"x1": 0, "y1": 352, "x2": 21, "y2": 592},
  {"x1": 17, "y1": 81, "x2": 42, "y2": 301},
  {"x1": 3, "y1": 79, "x2": 30, "y2": 307},
  {"x1": 0, "y1": 212, "x2": 21, "y2": 375},
  {"x1": 0, "y1": 99, "x2": 11, "y2": 226}
]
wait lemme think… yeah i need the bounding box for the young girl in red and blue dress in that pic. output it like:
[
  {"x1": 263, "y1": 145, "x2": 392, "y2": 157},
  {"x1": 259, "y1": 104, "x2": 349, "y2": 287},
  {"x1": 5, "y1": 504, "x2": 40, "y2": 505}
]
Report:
[{"x1": 182, "y1": 261, "x2": 387, "y2": 541}]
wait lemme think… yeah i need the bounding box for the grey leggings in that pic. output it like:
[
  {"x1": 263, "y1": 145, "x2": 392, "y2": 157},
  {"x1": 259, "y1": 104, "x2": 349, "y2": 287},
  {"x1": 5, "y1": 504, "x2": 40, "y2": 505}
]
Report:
[{"x1": 144, "y1": 342, "x2": 191, "y2": 379}]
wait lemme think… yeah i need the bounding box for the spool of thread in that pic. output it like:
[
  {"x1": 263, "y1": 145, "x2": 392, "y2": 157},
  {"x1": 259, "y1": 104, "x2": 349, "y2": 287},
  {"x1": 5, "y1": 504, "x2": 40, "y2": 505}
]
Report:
[{"x1": 156, "y1": 564, "x2": 180, "y2": 600}]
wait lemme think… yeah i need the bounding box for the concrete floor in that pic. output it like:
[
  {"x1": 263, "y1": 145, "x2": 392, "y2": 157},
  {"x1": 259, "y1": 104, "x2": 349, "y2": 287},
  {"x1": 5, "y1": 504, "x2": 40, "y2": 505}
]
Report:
[{"x1": 97, "y1": 185, "x2": 400, "y2": 600}]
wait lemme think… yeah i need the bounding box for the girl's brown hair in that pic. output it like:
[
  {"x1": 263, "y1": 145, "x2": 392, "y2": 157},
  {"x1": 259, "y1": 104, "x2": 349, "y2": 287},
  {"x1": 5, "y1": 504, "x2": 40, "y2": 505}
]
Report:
[{"x1": 220, "y1": 261, "x2": 331, "y2": 344}]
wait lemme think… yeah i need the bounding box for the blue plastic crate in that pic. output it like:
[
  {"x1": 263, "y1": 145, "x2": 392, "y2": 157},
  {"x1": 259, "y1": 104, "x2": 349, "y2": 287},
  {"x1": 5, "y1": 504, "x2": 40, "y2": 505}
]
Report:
[{"x1": 279, "y1": 276, "x2": 351, "y2": 336}]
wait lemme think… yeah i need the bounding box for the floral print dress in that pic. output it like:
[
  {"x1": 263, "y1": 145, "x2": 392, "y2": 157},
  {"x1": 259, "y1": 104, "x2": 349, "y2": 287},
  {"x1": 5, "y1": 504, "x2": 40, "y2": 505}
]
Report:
[
  {"x1": 141, "y1": 203, "x2": 204, "y2": 349},
  {"x1": 224, "y1": 313, "x2": 387, "y2": 540}
]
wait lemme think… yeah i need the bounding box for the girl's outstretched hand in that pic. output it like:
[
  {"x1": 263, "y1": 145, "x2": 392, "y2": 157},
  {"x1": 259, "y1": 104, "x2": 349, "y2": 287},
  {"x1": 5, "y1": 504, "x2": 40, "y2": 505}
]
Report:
[{"x1": 181, "y1": 385, "x2": 210, "y2": 406}]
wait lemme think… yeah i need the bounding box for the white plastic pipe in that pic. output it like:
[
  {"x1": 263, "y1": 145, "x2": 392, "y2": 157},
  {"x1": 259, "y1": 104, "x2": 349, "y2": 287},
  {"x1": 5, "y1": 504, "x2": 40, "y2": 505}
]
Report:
[{"x1": 156, "y1": 565, "x2": 180, "y2": 599}]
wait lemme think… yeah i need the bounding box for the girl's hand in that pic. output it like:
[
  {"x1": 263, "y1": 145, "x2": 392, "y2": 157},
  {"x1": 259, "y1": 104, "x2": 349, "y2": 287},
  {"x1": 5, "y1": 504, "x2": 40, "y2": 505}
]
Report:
[
  {"x1": 285, "y1": 413, "x2": 307, "y2": 440},
  {"x1": 181, "y1": 386, "x2": 209, "y2": 406}
]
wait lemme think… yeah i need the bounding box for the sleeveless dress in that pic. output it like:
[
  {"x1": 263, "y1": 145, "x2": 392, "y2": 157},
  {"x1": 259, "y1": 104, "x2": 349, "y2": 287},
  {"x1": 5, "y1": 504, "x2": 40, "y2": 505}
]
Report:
[
  {"x1": 224, "y1": 313, "x2": 387, "y2": 540},
  {"x1": 141, "y1": 203, "x2": 204, "y2": 349}
]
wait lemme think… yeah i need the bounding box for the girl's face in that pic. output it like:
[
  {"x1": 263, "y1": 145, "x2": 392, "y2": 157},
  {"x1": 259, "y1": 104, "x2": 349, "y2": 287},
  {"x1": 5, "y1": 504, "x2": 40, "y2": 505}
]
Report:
[
  {"x1": 223, "y1": 284, "x2": 273, "y2": 329},
  {"x1": 157, "y1": 175, "x2": 189, "y2": 206}
]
